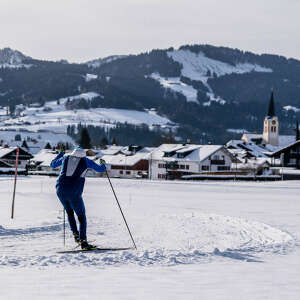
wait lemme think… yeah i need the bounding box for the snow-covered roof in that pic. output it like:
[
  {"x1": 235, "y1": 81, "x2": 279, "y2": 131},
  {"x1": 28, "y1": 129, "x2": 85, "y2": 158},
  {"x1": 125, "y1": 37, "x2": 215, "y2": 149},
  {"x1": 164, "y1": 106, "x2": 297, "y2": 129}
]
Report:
[
  {"x1": 0, "y1": 147, "x2": 14, "y2": 158},
  {"x1": 151, "y1": 144, "x2": 186, "y2": 160},
  {"x1": 100, "y1": 146, "x2": 126, "y2": 156},
  {"x1": 226, "y1": 139, "x2": 268, "y2": 158},
  {"x1": 185, "y1": 145, "x2": 223, "y2": 161},
  {"x1": 176, "y1": 145, "x2": 201, "y2": 154},
  {"x1": 152, "y1": 144, "x2": 225, "y2": 162},
  {"x1": 242, "y1": 133, "x2": 295, "y2": 150},
  {"x1": 33, "y1": 149, "x2": 58, "y2": 167},
  {"x1": 101, "y1": 151, "x2": 150, "y2": 167},
  {"x1": 269, "y1": 140, "x2": 300, "y2": 156}
]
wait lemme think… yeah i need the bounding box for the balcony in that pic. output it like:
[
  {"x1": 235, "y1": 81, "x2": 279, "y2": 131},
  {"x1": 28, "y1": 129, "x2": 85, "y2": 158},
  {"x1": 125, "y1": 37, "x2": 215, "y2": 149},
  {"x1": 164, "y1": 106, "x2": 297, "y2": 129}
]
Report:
[{"x1": 210, "y1": 160, "x2": 225, "y2": 165}]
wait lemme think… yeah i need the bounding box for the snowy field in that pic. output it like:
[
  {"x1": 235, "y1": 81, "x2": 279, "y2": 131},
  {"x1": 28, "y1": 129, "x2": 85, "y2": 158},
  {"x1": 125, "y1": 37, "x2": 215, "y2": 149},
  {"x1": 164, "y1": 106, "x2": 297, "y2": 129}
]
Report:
[
  {"x1": 1, "y1": 177, "x2": 300, "y2": 299},
  {"x1": 0, "y1": 93, "x2": 173, "y2": 133}
]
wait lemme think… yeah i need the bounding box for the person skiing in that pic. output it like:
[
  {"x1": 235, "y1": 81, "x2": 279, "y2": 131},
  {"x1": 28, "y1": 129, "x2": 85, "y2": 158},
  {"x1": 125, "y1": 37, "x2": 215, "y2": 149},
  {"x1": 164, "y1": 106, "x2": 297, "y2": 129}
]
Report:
[{"x1": 50, "y1": 147, "x2": 106, "y2": 250}]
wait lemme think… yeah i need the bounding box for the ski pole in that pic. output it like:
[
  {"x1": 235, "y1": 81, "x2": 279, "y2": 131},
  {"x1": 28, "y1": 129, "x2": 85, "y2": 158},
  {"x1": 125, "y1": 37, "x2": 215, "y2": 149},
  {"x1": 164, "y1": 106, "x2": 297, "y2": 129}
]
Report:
[
  {"x1": 63, "y1": 209, "x2": 66, "y2": 247},
  {"x1": 105, "y1": 170, "x2": 137, "y2": 250},
  {"x1": 11, "y1": 148, "x2": 19, "y2": 219}
]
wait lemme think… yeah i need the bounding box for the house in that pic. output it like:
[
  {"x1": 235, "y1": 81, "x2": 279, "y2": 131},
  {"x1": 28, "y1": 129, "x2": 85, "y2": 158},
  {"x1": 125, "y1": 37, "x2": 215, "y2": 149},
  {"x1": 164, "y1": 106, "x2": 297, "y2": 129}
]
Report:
[
  {"x1": 0, "y1": 146, "x2": 33, "y2": 174},
  {"x1": 99, "y1": 146, "x2": 152, "y2": 179},
  {"x1": 32, "y1": 149, "x2": 60, "y2": 174},
  {"x1": 149, "y1": 144, "x2": 234, "y2": 180},
  {"x1": 269, "y1": 140, "x2": 300, "y2": 169}
]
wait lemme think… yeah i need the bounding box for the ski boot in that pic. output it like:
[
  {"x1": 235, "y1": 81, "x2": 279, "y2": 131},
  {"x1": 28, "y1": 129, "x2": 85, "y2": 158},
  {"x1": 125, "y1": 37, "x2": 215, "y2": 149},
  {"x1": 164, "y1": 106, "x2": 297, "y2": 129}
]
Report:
[{"x1": 80, "y1": 239, "x2": 97, "y2": 250}]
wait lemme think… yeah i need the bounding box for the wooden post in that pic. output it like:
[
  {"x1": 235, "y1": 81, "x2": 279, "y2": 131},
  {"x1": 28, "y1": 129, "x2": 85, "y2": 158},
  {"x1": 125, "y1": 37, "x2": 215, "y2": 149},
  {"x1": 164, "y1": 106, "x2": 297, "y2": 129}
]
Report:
[{"x1": 11, "y1": 148, "x2": 20, "y2": 219}]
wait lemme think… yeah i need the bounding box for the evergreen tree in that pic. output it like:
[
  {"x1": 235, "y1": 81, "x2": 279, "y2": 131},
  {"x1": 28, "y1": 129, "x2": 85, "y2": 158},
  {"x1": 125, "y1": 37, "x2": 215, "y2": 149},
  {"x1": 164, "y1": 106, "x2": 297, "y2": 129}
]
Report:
[
  {"x1": 21, "y1": 140, "x2": 29, "y2": 149},
  {"x1": 78, "y1": 128, "x2": 91, "y2": 149},
  {"x1": 100, "y1": 137, "x2": 108, "y2": 148},
  {"x1": 44, "y1": 142, "x2": 52, "y2": 149}
]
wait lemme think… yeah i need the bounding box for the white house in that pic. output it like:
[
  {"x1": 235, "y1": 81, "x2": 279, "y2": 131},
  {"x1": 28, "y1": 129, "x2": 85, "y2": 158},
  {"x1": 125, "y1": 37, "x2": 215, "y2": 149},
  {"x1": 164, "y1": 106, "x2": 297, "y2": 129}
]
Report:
[
  {"x1": 149, "y1": 144, "x2": 234, "y2": 180},
  {"x1": 98, "y1": 146, "x2": 153, "y2": 179}
]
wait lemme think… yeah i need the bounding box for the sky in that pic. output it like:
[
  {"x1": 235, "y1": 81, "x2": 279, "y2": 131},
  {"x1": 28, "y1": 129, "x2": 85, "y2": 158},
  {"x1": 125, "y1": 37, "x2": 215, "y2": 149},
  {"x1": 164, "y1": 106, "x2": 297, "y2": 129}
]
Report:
[{"x1": 1, "y1": 0, "x2": 300, "y2": 62}]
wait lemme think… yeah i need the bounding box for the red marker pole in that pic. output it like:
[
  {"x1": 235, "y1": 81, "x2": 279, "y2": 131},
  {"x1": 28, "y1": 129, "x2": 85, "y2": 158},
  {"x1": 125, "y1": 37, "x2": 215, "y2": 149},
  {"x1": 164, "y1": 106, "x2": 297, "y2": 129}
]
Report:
[{"x1": 11, "y1": 148, "x2": 19, "y2": 219}]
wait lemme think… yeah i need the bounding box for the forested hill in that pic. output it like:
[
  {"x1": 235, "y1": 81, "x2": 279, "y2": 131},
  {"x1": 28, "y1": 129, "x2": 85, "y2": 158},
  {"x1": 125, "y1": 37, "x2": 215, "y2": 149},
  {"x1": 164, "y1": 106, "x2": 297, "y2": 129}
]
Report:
[{"x1": 1, "y1": 44, "x2": 300, "y2": 143}]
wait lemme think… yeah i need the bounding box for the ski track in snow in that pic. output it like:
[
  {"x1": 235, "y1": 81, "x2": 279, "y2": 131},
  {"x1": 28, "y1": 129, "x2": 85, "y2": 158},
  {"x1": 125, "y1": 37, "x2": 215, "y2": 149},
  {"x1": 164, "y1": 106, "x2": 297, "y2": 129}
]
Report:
[{"x1": 0, "y1": 213, "x2": 295, "y2": 268}]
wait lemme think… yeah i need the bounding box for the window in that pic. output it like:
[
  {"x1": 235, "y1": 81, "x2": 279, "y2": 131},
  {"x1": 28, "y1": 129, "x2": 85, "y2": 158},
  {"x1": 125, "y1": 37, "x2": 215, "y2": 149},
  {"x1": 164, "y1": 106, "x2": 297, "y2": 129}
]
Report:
[
  {"x1": 217, "y1": 166, "x2": 230, "y2": 171},
  {"x1": 126, "y1": 171, "x2": 131, "y2": 175},
  {"x1": 158, "y1": 163, "x2": 166, "y2": 168},
  {"x1": 119, "y1": 171, "x2": 123, "y2": 174},
  {"x1": 180, "y1": 165, "x2": 185, "y2": 169},
  {"x1": 186, "y1": 165, "x2": 189, "y2": 170},
  {"x1": 158, "y1": 174, "x2": 166, "y2": 179},
  {"x1": 202, "y1": 165, "x2": 209, "y2": 171}
]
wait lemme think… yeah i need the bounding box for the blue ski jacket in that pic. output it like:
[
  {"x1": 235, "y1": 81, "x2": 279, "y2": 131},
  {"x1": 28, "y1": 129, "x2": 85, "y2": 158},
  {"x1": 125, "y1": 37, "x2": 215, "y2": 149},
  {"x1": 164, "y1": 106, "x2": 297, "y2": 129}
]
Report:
[{"x1": 50, "y1": 152, "x2": 106, "y2": 196}]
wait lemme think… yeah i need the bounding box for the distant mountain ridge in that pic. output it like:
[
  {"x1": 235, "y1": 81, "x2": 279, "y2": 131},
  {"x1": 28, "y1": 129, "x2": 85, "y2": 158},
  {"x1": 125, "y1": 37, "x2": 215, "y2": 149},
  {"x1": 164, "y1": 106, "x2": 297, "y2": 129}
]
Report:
[{"x1": 0, "y1": 44, "x2": 300, "y2": 144}]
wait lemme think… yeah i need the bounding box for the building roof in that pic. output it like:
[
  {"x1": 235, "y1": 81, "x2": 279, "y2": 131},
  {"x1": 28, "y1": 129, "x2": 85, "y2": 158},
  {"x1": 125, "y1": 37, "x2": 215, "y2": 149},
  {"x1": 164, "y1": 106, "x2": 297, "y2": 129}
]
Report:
[
  {"x1": 269, "y1": 140, "x2": 300, "y2": 157},
  {"x1": 151, "y1": 144, "x2": 225, "y2": 162},
  {"x1": 33, "y1": 149, "x2": 58, "y2": 167},
  {"x1": 101, "y1": 151, "x2": 150, "y2": 167},
  {"x1": 185, "y1": 145, "x2": 223, "y2": 161},
  {"x1": 0, "y1": 146, "x2": 33, "y2": 159},
  {"x1": 241, "y1": 133, "x2": 295, "y2": 151}
]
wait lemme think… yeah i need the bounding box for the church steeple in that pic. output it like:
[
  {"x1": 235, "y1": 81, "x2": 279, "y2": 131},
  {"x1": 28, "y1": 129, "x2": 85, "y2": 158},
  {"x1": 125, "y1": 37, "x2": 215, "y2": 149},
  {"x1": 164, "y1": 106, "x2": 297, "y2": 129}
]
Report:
[
  {"x1": 267, "y1": 89, "x2": 275, "y2": 118},
  {"x1": 263, "y1": 90, "x2": 279, "y2": 146}
]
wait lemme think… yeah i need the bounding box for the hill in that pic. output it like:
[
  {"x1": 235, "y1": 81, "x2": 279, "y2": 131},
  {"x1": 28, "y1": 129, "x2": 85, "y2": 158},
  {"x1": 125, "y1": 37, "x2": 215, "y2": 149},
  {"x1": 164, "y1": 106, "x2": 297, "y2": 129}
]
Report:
[{"x1": 1, "y1": 45, "x2": 300, "y2": 144}]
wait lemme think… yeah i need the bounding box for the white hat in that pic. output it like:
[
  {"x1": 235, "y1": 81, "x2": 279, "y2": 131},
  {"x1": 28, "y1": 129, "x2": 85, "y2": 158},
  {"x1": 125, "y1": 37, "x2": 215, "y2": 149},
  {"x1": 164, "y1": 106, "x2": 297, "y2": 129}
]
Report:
[{"x1": 70, "y1": 147, "x2": 86, "y2": 158}]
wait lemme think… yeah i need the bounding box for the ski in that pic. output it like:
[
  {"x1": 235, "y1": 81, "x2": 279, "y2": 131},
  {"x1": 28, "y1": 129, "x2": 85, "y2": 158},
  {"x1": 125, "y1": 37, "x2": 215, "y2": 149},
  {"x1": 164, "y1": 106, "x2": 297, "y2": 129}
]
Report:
[{"x1": 57, "y1": 247, "x2": 133, "y2": 254}]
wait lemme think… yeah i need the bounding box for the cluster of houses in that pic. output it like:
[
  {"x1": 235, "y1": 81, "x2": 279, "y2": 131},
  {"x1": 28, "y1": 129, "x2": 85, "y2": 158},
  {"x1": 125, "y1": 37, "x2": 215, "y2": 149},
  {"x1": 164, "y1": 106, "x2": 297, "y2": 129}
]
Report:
[{"x1": 1, "y1": 92, "x2": 300, "y2": 180}]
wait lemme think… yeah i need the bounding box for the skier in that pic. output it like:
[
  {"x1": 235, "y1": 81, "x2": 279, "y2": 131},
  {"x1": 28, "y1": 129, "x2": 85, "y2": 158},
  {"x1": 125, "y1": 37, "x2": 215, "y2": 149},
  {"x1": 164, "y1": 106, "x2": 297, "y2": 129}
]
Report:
[{"x1": 50, "y1": 147, "x2": 106, "y2": 250}]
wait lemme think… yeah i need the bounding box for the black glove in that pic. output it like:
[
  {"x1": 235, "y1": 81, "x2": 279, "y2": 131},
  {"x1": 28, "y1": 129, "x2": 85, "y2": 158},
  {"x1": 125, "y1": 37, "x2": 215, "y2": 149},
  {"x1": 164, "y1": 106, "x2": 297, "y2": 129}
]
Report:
[{"x1": 100, "y1": 159, "x2": 106, "y2": 164}]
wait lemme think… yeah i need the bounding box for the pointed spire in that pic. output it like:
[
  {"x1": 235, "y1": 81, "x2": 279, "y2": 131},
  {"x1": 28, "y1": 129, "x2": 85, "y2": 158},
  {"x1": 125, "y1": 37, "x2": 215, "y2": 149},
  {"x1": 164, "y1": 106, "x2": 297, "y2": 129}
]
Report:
[{"x1": 267, "y1": 89, "x2": 275, "y2": 118}]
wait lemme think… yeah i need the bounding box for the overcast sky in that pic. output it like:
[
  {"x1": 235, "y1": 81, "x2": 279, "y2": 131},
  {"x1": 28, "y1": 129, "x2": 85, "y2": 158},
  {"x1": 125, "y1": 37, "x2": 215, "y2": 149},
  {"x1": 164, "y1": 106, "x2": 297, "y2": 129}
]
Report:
[{"x1": 1, "y1": 0, "x2": 300, "y2": 62}]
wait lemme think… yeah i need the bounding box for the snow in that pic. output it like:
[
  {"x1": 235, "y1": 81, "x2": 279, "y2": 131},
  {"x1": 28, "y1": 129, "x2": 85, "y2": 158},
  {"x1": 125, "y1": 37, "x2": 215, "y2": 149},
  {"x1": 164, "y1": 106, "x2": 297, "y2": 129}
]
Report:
[
  {"x1": 167, "y1": 50, "x2": 273, "y2": 82},
  {"x1": 150, "y1": 73, "x2": 198, "y2": 103},
  {"x1": 60, "y1": 91, "x2": 100, "y2": 101},
  {"x1": 102, "y1": 151, "x2": 150, "y2": 167},
  {"x1": 227, "y1": 128, "x2": 249, "y2": 134},
  {"x1": 0, "y1": 63, "x2": 32, "y2": 69},
  {"x1": 85, "y1": 73, "x2": 98, "y2": 82},
  {"x1": 283, "y1": 105, "x2": 300, "y2": 113},
  {"x1": 0, "y1": 93, "x2": 173, "y2": 133},
  {"x1": 0, "y1": 177, "x2": 299, "y2": 299},
  {"x1": 0, "y1": 130, "x2": 74, "y2": 153},
  {"x1": 167, "y1": 49, "x2": 272, "y2": 106}
]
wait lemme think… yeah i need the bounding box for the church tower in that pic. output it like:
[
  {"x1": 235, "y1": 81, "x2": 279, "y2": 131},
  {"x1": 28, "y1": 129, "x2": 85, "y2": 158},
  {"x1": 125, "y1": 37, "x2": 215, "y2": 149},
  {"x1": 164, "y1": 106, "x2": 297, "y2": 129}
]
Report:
[{"x1": 263, "y1": 90, "x2": 279, "y2": 146}]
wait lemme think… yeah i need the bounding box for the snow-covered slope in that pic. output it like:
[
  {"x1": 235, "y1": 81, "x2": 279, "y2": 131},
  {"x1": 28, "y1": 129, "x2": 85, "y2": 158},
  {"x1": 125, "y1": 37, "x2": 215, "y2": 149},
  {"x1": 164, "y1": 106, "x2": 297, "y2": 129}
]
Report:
[
  {"x1": 168, "y1": 49, "x2": 272, "y2": 82},
  {"x1": 0, "y1": 92, "x2": 174, "y2": 133},
  {"x1": 151, "y1": 49, "x2": 273, "y2": 106},
  {"x1": 0, "y1": 48, "x2": 32, "y2": 69},
  {"x1": 150, "y1": 73, "x2": 198, "y2": 103}
]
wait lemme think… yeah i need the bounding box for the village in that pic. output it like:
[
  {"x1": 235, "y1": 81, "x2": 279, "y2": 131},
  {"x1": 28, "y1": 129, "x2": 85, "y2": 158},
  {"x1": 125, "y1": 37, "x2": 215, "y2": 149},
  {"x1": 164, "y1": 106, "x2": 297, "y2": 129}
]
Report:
[{"x1": 1, "y1": 92, "x2": 300, "y2": 181}]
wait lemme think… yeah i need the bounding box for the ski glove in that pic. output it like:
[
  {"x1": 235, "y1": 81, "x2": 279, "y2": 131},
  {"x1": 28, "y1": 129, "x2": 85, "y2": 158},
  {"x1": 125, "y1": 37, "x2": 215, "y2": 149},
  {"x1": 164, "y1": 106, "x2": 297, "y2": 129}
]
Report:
[{"x1": 100, "y1": 159, "x2": 106, "y2": 165}]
